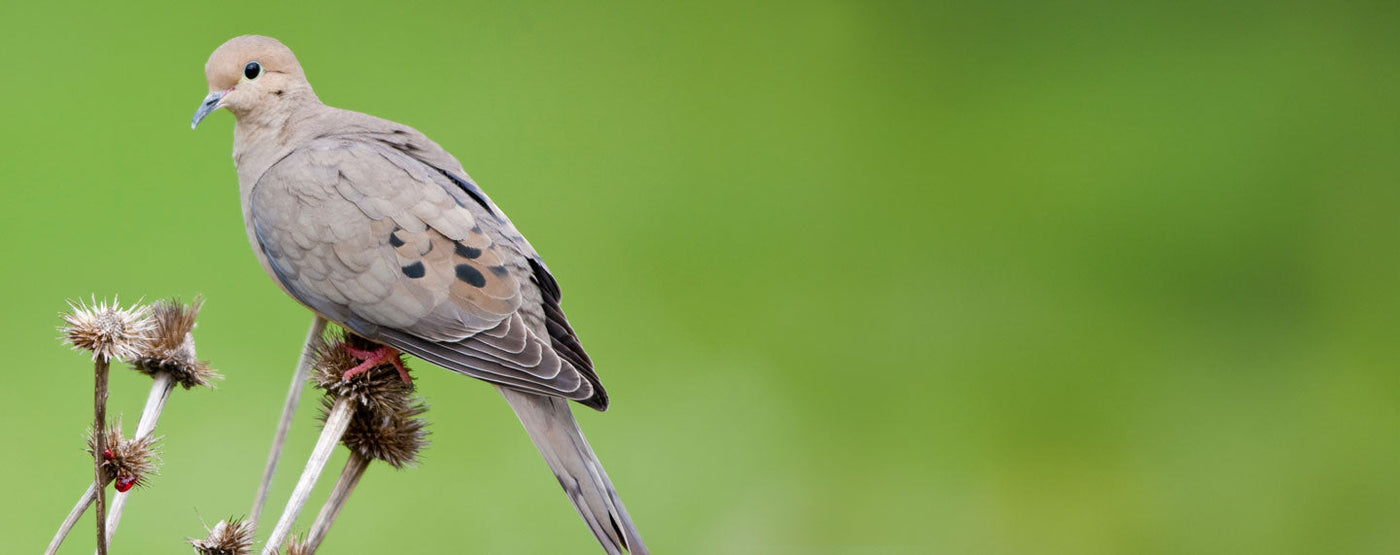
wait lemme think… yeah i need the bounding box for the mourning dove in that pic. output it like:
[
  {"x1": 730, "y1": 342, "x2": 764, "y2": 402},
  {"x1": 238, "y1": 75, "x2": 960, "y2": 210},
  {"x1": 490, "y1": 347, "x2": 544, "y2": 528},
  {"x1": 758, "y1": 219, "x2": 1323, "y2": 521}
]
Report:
[{"x1": 192, "y1": 35, "x2": 646, "y2": 554}]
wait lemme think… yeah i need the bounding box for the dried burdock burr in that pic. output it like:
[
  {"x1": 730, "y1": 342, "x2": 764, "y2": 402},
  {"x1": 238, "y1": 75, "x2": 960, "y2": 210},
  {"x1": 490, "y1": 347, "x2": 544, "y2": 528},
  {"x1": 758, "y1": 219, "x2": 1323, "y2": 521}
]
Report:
[
  {"x1": 337, "y1": 398, "x2": 429, "y2": 470},
  {"x1": 130, "y1": 296, "x2": 218, "y2": 389},
  {"x1": 189, "y1": 517, "x2": 255, "y2": 555},
  {"x1": 86, "y1": 418, "x2": 161, "y2": 493},
  {"x1": 310, "y1": 332, "x2": 415, "y2": 414},
  {"x1": 61, "y1": 296, "x2": 154, "y2": 364},
  {"x1": 59, "y1": 295, "x2": 153, "y2": 555},
  {"x1": 46, "y1": 419, "x2": 163, "y2": 555}
]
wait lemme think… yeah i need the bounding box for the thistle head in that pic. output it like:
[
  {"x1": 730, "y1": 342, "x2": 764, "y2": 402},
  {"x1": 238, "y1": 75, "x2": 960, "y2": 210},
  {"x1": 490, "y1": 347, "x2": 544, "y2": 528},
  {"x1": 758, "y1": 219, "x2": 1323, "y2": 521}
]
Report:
[
  {"x1": 189, "y1": 517, "x2": 254, "y2": 555},
  {"x1": 335, "y1": 398, "x2": 430, "y2": 469},
  {"x1": 86, "y1": 418, "x2": 160, "y2": 492},
  {"x1": 311, "y1": 332, "x2": 414, "y2": 414},
  {"x1": 60, "y1": 296, "x2": 154, "y2": 362},
  {"x1": 129, "y1": 297, "x2": 220, "y2": 389}
]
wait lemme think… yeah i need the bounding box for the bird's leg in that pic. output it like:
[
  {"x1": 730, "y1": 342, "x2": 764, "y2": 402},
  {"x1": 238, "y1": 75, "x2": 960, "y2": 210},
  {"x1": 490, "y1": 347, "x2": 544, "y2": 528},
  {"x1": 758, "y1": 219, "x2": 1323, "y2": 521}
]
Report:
[{"x1": 342, "y1": 344, "x2": 411, "y2": 384}]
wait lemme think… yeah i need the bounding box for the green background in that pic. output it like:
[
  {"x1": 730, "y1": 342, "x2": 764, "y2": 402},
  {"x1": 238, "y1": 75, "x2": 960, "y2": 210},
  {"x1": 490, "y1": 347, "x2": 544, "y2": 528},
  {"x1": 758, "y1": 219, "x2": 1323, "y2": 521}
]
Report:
[{"x1": 3, "y1": 1, "x2": 1397, "y2": 553}]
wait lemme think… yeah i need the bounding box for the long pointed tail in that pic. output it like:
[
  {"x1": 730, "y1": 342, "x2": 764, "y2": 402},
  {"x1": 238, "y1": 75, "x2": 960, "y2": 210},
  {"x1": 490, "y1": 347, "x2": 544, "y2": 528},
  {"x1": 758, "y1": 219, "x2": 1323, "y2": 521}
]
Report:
[{"x1": 497, "y1": 386, "x2": 648, "y2": 554}]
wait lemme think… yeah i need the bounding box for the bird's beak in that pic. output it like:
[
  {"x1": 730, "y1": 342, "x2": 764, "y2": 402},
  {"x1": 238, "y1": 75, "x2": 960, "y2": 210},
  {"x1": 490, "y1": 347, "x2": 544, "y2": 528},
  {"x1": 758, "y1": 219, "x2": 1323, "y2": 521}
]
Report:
[{"x1": 190, "y1": 90, "x2": 225, "y2": 130}]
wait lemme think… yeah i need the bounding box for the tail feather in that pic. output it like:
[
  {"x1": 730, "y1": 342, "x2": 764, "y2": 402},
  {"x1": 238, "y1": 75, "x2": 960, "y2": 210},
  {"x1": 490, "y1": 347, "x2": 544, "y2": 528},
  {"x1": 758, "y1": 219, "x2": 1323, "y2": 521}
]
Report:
[{"x1": 497, "y1": 387, "x2": 647, "y2": 554}]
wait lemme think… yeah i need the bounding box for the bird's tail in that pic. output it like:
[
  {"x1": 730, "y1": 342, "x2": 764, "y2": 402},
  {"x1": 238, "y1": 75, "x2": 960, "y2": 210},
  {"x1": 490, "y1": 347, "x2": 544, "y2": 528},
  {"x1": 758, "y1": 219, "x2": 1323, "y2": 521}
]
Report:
[{"x1": 497, "y1": 386, "x2": 648, "y2": 554}]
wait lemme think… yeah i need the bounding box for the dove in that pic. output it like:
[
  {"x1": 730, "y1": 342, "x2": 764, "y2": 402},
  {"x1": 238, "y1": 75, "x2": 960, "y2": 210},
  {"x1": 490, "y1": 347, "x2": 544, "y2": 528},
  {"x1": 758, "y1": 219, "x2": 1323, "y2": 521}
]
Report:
[{"x1": 192, "y1": 35, "x2": 646, "y2": 554}]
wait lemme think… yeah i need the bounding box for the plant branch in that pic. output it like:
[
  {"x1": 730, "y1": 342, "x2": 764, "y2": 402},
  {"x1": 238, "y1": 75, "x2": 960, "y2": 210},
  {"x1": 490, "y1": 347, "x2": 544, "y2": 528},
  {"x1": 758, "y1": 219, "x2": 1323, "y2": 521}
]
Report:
[
  {"x1": 251, "y1": 315, "x2": 327, "y2": 528},
  {"x1": 261, "y1": 396, "x2": 352, "y2": 555},
  {"x1": 93, "y1": 357, "x2": 109, "y2": 555},
  {"x1": 305, "y1": 453, "x2": 369, "y2": 552},
  {"x1": 101, "y1": 371, "x2": 175, "y2": 549}
]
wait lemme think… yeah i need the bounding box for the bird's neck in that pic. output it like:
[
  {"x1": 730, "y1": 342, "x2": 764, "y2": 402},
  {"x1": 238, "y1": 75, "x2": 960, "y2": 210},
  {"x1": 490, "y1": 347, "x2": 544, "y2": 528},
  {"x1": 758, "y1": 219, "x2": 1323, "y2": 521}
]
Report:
[{"x1": 232, "y1": 102, "x2": 325, "y2": 183}]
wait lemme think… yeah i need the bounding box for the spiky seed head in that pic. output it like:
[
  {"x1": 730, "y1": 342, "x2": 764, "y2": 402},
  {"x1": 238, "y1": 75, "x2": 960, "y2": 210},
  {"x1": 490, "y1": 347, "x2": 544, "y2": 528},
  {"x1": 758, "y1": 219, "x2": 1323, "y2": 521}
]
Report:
[
  {"x1": 129, "y1": 297, "x2": 220, "y2": 389},
  {"x1": 281, "y1": 534, "x2": 310, "y2": 555},
  {"x1": 60, "y1": 296, "x2": 154, "y2": 362},
  {"x1": 331, "y1": 398, "x2": 430, "y2": 469},
  {"x1": 86, "y1": 418, "x2": 160, "y2": 491},
  {"x1": 311, "y1": 331, "x2": 414, "y2": 413},
  {"x1": 189, "y1": 517, "x2": 254, "y2": 555}
]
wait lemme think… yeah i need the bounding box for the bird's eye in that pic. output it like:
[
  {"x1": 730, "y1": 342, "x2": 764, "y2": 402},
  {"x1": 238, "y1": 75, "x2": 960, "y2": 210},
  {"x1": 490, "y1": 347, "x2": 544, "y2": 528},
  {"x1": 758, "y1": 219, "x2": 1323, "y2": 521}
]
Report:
[{"x1": 244, "y1": 61, "x2": 262, "y2": 80}]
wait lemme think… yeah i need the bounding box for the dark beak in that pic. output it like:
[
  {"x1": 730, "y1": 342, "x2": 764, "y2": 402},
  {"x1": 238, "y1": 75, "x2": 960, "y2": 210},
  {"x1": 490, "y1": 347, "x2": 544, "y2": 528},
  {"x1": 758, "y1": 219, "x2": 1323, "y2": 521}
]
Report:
[{"x1": 190, "y1": 91, "x2": 225, "y2": 129}]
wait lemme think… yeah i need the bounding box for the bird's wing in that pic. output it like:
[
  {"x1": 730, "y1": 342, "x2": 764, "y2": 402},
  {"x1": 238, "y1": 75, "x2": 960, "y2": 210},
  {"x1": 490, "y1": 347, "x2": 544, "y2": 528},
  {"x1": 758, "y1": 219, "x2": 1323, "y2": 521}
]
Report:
[{"x1": 249, "y1": 136, "x2": 602, "y2": 404}]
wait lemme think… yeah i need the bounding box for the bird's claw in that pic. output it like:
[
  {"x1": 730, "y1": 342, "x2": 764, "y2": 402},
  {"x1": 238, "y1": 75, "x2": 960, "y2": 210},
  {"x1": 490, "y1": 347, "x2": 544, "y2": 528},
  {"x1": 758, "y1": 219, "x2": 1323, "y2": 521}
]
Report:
[{"x1": 342, "y1": 344, "x2": 412, "y2": 384}]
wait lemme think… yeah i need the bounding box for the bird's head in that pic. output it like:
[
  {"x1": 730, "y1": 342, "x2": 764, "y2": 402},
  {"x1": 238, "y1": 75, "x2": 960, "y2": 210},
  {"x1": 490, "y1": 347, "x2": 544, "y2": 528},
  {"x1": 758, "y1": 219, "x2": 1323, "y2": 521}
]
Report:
[{"x1": 191, "y1": 35, "x2": 316, "y2": 129}]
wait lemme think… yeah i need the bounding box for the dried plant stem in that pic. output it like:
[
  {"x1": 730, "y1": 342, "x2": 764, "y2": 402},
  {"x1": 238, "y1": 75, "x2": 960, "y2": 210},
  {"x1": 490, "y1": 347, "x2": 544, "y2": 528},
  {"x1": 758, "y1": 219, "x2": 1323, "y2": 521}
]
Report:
[
  {"x1": 262, "y1": 396, "x2": 352, "y2": 555},
  {"x1": 132, "y1": 371, "x2": 174, "y2": 438},
  {"x1": 93, "y1": 357, "x2": 110, "y2": 555},
  {"x1": 306, "y1": 453, "x2": 369, "y2": 552},
  {"x1": 46, "y1": 483, "x2": 98, "y2": 555},
  {"x1": 101, "y1": 371, "x2": 175, "y2": 549},
  {"x1": 251, "y1": 316, "x2": 327, "y2": 528}
]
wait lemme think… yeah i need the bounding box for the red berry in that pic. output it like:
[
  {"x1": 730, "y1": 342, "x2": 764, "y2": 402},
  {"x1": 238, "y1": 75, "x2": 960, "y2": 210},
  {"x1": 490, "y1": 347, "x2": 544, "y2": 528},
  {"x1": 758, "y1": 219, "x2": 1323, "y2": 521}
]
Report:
[{"x1": 114, "y1": 476, "x2": 136, "y2": 492}]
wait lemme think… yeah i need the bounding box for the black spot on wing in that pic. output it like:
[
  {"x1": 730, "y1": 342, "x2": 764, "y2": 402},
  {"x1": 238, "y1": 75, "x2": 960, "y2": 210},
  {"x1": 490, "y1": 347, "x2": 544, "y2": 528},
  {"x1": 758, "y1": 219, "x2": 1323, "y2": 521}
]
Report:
[
  {"x1": 489, "y1": 265, "x2": 510, "y2": 277},
  {"x1": 389, "y1": 232, "x2": 405, "y2": 247},
  {"x1": 455, "y1": 264, "x2": 486, "y2": 287},
  {"x1": 455, "y1": 243, "x2": 482, "y2": 259},
  {"x1": 401, "y1": 261, "x2": 426, "y2": 278}
]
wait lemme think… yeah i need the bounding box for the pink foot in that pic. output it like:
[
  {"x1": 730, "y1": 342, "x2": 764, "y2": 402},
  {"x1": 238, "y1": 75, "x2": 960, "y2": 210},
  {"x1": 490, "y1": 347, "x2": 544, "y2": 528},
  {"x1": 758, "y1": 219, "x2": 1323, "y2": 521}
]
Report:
[{"x1": 342, "y1": 344, "x2": 412, "y2": 384}]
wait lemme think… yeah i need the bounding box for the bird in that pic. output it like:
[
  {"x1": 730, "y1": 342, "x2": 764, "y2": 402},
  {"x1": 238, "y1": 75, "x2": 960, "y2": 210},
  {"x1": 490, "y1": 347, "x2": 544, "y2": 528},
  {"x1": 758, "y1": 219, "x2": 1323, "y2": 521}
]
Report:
[{"x1": 191, "y1": 35, "x2": 646, "y2": 554}]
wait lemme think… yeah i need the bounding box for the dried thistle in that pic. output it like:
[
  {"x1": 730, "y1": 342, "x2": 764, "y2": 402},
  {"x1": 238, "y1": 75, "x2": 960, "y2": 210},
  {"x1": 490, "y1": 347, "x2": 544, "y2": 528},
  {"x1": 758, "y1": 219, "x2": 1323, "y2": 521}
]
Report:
[
  {"x1": 266, "y1": 330, "x2": 425, "y2": 553},
  {"x1": 311, "y1": 332, "x2": 414, "y2": 414},
  {"x1": 60, "y1": 296, "x2": 153, "y2": 362},
  {"x1": 189, "y1": 517, "x2": 254, "y2": 555},
  {"x1": 86, "y1": 418, "x2": 160, "y2": 492},
  {"x1": 63, "y1": 297, "x2": 150, "y2": 555},
  {"x1": 281, "y1": 534, "x2": 310, "y2": 555},
  {"x1": 331, "y1": 399, "x2": 430, "y2": 469},
  {"x1": 129, "y1": 297, "x2": 219, "y2": 389}
]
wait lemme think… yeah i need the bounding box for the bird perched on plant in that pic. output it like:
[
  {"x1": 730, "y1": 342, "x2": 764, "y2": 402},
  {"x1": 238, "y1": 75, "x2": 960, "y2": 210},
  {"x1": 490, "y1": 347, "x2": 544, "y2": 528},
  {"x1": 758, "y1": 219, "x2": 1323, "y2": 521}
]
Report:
[{"x1": 191, "y1": 35, "x2": 646, "y2": 554}]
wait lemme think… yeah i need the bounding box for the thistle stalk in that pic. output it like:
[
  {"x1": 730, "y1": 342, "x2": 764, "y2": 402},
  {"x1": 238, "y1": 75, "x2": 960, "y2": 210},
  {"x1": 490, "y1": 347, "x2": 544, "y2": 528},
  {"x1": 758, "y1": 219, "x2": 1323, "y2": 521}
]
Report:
[
  {"x1": 93, "y1": 358, "x2": 110, "y2": 555},
  {"x1": 102, "y1": 371, "x2": 174, "y2": 546},
  {"x1": 251, "y1": 315, "x2": 327, "y2": 527},
  {"x1": 305, "y1": 454, "x2": 369, "y2": 552},
  {"x1": 261, "y1": 397, "x2": 352, "y2": 555}
]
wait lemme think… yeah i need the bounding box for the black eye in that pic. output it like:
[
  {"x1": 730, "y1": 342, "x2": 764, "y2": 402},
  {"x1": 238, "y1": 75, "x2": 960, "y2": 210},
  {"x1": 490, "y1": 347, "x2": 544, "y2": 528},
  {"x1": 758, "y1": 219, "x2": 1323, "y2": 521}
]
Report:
[{"x1": 244, "y1": 61, "x2": 261, "y2": 80}]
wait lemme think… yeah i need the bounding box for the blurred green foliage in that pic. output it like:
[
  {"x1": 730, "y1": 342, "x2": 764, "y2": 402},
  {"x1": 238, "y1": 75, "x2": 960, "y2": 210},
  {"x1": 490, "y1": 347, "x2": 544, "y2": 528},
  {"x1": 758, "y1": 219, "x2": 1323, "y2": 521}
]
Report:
[{"x1": 2, "y1": 1, "x2": 1397, "y2": 553}]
